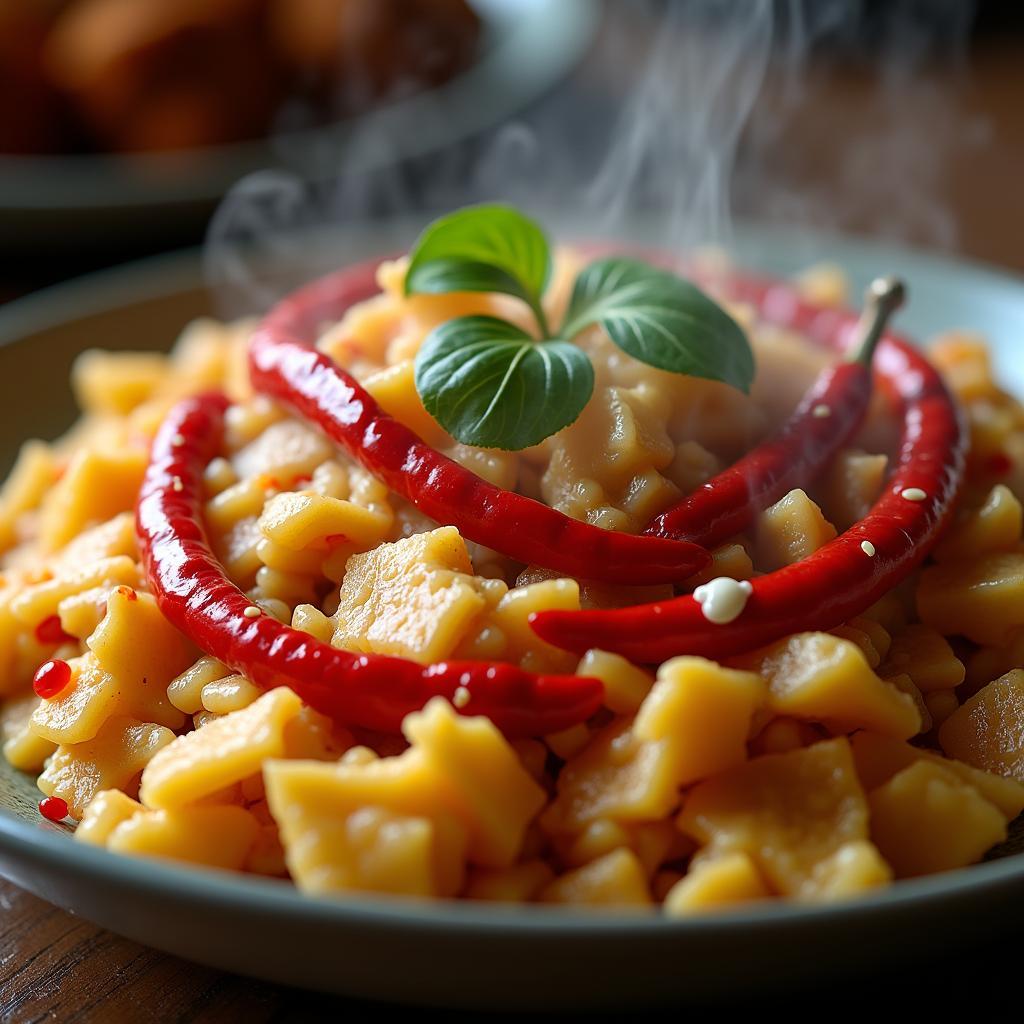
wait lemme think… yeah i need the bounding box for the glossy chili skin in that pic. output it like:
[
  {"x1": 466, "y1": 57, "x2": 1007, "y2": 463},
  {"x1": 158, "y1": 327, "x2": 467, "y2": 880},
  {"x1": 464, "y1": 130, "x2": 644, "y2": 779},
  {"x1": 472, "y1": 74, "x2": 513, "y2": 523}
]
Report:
[
  {"x1": 247, "y1": 263, "x2": 710, "y2": 586},
  {"x1": 136, "y1": 391, "x2": 604, "y2": 736},
  {"x1": 529, "y1": 273, "x2": 967, "y2": 663},
  {"x1": 645, "y1": 360, "x2": 872, "y2": 547}
]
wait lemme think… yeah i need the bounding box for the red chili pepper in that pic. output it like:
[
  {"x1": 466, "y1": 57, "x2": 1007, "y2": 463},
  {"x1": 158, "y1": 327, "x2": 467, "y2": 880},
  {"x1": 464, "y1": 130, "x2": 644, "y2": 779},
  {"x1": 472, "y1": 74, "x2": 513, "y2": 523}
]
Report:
[
  {"x1": 34, "y1": 614, "x2": 74, "y2": 646},
  {"x1": 645, "y1": 278, "x2": 905, "y2": 548},
  {"x1": 246, "y1": 265, "x2": 709, "y2": 586},
  {"x1": 529, "y1": 273, "x2": 967, "y2": 663},
  {"x1": 38, "y1": 796, "x2": 68, "y2": 822},
  {"x1": 136, "y1": 393, "x2": 603, "y2": 736}
]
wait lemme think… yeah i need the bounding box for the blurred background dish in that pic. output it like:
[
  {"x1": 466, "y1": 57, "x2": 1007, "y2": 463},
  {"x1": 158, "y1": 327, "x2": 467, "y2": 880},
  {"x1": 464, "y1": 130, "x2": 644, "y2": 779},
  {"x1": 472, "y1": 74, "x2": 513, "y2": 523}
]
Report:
[{"x1": 0, "y1": 0, "x2": 596, "y2": 270}]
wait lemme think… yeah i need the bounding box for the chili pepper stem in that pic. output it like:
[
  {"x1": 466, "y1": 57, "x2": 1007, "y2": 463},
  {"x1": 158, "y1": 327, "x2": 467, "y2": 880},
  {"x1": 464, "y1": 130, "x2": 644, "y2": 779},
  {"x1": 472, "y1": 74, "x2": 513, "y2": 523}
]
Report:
[{"x1": 847, "y1": 275, "x2": 907, "y2": 365}]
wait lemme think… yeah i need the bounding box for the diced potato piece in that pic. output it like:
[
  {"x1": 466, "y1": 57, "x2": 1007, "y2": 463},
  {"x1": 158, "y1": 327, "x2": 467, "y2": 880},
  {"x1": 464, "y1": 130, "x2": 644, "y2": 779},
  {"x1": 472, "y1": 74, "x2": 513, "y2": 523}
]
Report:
[
  {"x1": 818, "y1": 449, "x2": 888, "y2": 531},
  {"x1": 489, "y1": 579, "x2": 579, "y2": 672},
  {"x1": 540, "y1": 719, "x2": 682, "y2": 835},
  {"x1": 465, "y1": 860, "x2": 556, "y2": 903},
  {"x1": 577, "y1": 649, "x2": 654, "y2": 715},
  {"x1": 214, "y1": 516, "x2": 262, "y2": 584},
  {"x1": 11, "y1": 556, "x2": 140, "y2": 627},
  {"x1": 263, "y1": 752, "x2": 466, "y2": 897},
  {"x1": 755, "y1": 489, "x2": 837, "y2": 571},
  {"x1": 107, "y1": 805, "x2": 259, "y2": 870},
  {"x1": 32, "y1": 650, "x2": 183, "y2": 744},
  {"x1": 140, "y1": 688, "x2": 302, "y2": 808},
  {"x1": 75, "y1": 789, "x2": 144, "y2": 846},
  {"x1": 1, "y1": 693, "x2": 56, "y2": 772},
  {"x1": 88, "y1": 588, "x2": 194, "y2": 694},
  {"x1": 0, "y1": 441, "x2": 58, "y2": 549},
  {"x1": 363, "y1": 360, "x2": 451, "y2": 448},
  {"x1": 930, "y1": 332, "x2": 996, "y2": 401},
  {"x1": 633, "y1": 657, "x2": 765, "y2": 786},
  {"x1": 849, "y1": 731, "x2": 1024, "y2": 820},
  {"x1": 677, "y1": 739, "x2": 881, "y2": 901},
  {"x1": 232, "y1": 420, "x2": 332, "y2": 484},
  {"x1": 734, "y1": 633, "x2": 920, "y2": 739},
  {"x1": 809, "y1": 841, "x2": 892, "y2": 900},
  {"x1": 50, "y1": 513, "x2": 138, "y2": 573},
  {"x1": 539, "y1": 849, "x2": 652, "y2": 908},
  {"x1": 935, "y1": 484, "x2": 1022, "y2": 563},
  {"x1": 39, "y1": 449, "x2": 146, "y2": 550},
  {"x1": 881, "y1": 625, "x2": 964, "y2": 692},
  {"x1": 663, "y1": 852, "x2": 770, "y2": 915},
  {"x1": 38, "y1": 717, "x2": 175, "y2": 819},
  {"x1": 867, "y1": 761, "x2": 1006, "y2": 877},
  {"x1": 331, "y1": 527, "x2": 487, "y2": 664},
  {"x1": 205, "y1": 479, "x2": 266, "y2": 533},
  {"x1": 925, "y1": 690, "x2": 959, "y2": 728},
  {"x1": 403, "y1": 698, "x2": 546, "y2": 868},
  {"x1": 938, "y1": 671, "x2": 1024, "y2": 781},
  {"x1": 917, "y1": 552, "x2": 1024, "y2": 646},
  {"x1": 685, "y1": 543, "x2": 754, "y2": 588},
  {"x1": 259, "y1": 491, "x2": 390, "y2": 552},
  {"x1": 72, "y1": 350, "x2": 169, "y2": 415},
  {"x1": 545, "y1": 724, "x2": 590, "y2": 760}
]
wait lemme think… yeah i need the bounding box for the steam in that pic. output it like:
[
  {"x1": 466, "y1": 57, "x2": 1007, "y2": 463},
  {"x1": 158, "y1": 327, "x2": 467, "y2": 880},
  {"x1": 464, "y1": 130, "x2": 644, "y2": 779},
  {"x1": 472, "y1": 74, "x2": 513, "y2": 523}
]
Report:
[{"x1": 205, "y1": 0, "x2": 981, "y2": 317}]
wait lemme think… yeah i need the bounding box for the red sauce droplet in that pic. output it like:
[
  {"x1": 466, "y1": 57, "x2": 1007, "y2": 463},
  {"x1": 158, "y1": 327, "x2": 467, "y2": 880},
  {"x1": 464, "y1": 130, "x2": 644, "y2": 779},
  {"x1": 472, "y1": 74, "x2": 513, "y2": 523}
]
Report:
[
  {"x1": 115, "y1": 585, "x2": 138, "y2": 601},
  {"x1": 34, "y1": 614, "x2": 74, "y2": 646},
  {"x1": 39, "y1": 796, "x2": 68, "y2": 822},
  {"x1": 33, "y1": 659, "x2": 72, "y2": 699}
]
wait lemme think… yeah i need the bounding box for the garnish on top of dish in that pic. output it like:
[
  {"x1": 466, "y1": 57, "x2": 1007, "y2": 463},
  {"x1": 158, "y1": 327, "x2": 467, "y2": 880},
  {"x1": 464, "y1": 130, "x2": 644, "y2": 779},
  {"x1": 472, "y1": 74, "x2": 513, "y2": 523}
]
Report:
[{"x1": 2, "y1": 203, "x2": 1024, "y2": 912}]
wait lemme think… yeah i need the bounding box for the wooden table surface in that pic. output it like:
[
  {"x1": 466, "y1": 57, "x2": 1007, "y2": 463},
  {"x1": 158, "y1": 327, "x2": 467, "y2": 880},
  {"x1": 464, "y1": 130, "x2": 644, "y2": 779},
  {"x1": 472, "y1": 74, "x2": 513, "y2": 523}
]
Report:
[{"x1": 3, "y1": 9, "x2": 1024, "y2": 1022}]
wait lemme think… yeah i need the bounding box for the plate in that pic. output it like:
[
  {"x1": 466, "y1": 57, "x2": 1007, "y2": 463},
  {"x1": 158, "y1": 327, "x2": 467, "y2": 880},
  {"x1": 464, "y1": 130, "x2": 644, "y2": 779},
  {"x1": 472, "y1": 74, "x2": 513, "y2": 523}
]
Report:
[
  {"x1": 1, "y1": 225, "x2": 1023, "y2": 1009},
  {"x1": 0, "y1": 0, "x2": 598, "y2": 248}
]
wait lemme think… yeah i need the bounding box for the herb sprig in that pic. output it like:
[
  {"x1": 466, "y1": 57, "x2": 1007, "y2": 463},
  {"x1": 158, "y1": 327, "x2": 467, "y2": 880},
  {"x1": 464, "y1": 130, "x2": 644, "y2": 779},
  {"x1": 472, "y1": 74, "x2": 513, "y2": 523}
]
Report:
[{"x1": 407, "y1": 204, "x2": 753, "y2": 450}]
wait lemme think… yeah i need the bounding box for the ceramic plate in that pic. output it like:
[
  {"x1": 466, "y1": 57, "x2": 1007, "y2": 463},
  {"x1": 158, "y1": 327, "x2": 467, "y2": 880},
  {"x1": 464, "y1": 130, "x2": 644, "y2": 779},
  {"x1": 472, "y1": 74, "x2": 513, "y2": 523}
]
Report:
[{"x1": 1, "y1": 226, "x2": 1023, "y2": 1009}]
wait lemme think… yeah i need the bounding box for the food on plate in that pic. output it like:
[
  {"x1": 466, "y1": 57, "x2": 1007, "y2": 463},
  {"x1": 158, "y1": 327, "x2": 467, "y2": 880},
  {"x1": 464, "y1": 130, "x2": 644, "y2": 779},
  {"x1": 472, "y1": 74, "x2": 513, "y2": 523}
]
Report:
[{"x1": 2, "y1": 202, "x2": 1024, "y2": 912}]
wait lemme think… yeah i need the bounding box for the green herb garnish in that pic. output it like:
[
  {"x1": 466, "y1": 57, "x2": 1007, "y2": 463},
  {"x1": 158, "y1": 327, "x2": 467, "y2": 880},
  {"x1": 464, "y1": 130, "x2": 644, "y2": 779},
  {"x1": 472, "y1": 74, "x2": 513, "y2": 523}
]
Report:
[{"x1": 407, "y1": 203, "x2": 753, "y2": 450}]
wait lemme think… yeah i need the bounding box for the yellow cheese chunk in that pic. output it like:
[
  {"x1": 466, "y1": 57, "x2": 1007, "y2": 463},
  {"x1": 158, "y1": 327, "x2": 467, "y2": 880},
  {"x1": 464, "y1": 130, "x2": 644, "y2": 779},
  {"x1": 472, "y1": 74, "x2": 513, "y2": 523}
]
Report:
[
  {"x1": 938, "y1": 670, "x2": 1024, "y2": 781},
  {"x1": 663, "y1": 852, "x2": 771, "y2": 915},
  {"x1": 40, "y1": 448, "x2": 147, "y2": 550},
  {"x1": 331, "y1": 527, "x2": 487, "y2": 664},
  {"x1": 918, "y1": 552, "x2": 1024, "y2": 646},
  {"x1": 38, "y1": 716, "x2": 175, "y2": 819},
  {"x1": 633, "y1": 657, "x2": 765, "y2": 787},
  {"x1": 140, "y1": 688, "x2": 303, "y2": 808},
  {"x1": 756, "y1": 489, "x2": 837, "y2": 571},
  {"x1": 259, "y1": 491, "x2": 391, "y2": 552},
  {"x1": 403, "y1": 698, "x2": 546, "y2": 868},
  {"x1": 678, "y1": 739, "x2": 881, "y2": 901},
  {"x1": 107, "y1": 804, "x2": 260, "y2": 870},
  {"x1": 734, "y1": 632, "x2": 921, "y2": 739},
  {"x1": 75, "y1": 789, "x2": 144, "y2": 846},
  {"x1": 881, "y1": 624, "x2": 965, "y2": 692},
  {"x1": 232, "y1": 420, "x2": 332, "y2": 484},
  {"x1": 539, "y1": 848, "x2": 652, "y2": 908},
  {"x1": 868, "y1": 761, "x2": 1006, "y2": 877},
  {"x1": 50, "y1": 512, "x2": 137, "y2": 573},
  {"x1": 489, "y1": 580, "x2": 580, "y2": 673},
  {"x1": 87, "y1": 589, "x2": 194, "y2": 697},
  {"x1": 849, "y1": 731, "x2": 1024, "y2": 820},
  {"x1": 1, "y1": 693, "x2": 56, "y2": 772},
  {"x1": 32, "y1": 650, "x2": 184, "y2": 744}
]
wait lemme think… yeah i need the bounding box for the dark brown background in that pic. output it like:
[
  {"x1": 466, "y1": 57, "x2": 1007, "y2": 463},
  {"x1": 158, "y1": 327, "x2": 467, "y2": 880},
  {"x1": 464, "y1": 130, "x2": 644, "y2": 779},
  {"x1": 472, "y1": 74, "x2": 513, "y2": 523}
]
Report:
[{"x1": 2, "y1": 1, "x2": 1023, "y2": 1019}]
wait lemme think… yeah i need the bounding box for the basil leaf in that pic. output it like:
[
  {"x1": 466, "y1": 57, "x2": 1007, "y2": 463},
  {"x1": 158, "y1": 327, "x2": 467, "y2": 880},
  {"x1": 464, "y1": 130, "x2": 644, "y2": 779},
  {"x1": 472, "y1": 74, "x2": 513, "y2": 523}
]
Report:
[
  {"x1": 405, "y1": 205, "x2": 552, "y2": 328},
  {"x1": 564, "y1": 258, "x2": 755, "y2": 393},
  {"x1": 414, "y1": 316, "x2": 594, "y2": 451}
]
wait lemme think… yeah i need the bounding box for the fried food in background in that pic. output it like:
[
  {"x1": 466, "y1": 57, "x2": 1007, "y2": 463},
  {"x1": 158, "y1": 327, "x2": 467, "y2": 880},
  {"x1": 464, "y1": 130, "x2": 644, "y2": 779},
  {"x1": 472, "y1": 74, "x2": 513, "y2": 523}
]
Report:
[{"x1": 0, "y1": 0, "x2": 481, "y2": 155}]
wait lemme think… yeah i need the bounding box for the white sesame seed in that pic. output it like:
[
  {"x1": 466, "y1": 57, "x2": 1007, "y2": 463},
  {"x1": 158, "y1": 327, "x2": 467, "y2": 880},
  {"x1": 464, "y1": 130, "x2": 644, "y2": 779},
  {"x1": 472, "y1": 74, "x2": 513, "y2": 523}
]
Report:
[
  {"x1": 812, "y1": 404, "x2": 832, "y2": 418},
  {"x1": 901, "y1": 487, "x2": 927, "y2": 502},
  {"x1": 171, "y1": 433, "x2": 185, "y2": 447},
  {"x1": 453, "y1": 686, "x2": 471, "y2": 709},
  {"x1": 243, "y1": 605, "x2": 262, "y2": 619},
  {"x1": 171, "y1": 476, "x2": 184, "y2": 492},
  {"x1": 861, "y1": 540, "x2": 876, "y2": 556}
]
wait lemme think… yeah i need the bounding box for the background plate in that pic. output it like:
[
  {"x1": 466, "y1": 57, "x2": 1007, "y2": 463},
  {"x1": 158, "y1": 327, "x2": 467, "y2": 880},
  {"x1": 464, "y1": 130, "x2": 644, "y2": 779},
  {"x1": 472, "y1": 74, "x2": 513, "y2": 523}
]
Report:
[{"x1": 0, "y1": 225, "x2": 1022, "y2": 1008}]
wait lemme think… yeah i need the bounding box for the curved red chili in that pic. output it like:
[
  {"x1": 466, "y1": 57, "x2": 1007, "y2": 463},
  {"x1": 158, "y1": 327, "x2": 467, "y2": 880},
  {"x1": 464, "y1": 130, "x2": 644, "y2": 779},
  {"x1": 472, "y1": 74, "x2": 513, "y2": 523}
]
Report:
[
  {"x1": 247, "y1": 264, "x2": 709, "y2": 586},
  {"x1": 136, "y1": 392, "x2": 603, "y2": 737},
  {"x1": 645, "y1": 278, "x2": 904, "y2": 547},
  {"x1": 529, "y1": 274, "x2": 967, "y2": 663}
]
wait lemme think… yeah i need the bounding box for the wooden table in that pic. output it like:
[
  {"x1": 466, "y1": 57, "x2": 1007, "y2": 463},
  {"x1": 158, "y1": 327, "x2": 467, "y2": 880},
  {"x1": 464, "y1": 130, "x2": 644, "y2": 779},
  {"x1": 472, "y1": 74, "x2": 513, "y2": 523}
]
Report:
[{"x1": 3, "y1": 10, "x2": 1024, "y2": 1021}]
